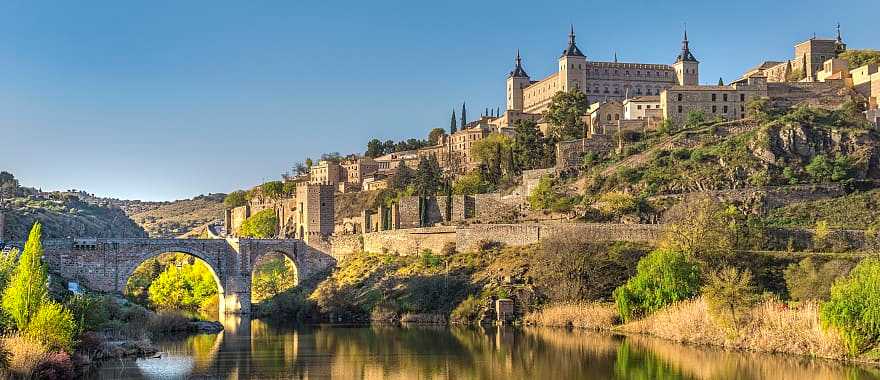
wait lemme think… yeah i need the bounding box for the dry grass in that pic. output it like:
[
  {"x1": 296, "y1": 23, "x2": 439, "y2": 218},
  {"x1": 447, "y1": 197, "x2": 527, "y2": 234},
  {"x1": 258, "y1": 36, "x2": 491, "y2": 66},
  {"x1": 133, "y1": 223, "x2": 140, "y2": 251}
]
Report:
[
  {"x1": 2, "y1": 334, "x2": 49, "y2": 378},
  {"x1": 147, "y1": 310, "x2": 192, "y2": 334},
  {"x1": 616, "y1": 297, "x2": 847, "y2": 359},
  {"x1": 523, "y1": 302, "x2": 618, "y2": 330}
]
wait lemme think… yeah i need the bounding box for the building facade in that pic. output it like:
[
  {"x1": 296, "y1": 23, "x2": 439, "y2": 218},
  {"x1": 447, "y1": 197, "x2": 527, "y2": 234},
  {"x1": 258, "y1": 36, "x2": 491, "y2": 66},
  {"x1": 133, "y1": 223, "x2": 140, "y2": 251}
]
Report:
[{"x1": 504, "y1": 27, "x2": 692, "y2": 117}]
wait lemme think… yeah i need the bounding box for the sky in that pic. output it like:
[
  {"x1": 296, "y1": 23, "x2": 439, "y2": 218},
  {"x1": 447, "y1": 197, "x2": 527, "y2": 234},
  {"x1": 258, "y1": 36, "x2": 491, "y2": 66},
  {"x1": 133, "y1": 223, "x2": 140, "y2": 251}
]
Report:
[{"x1": 0, "y1": 0, "x2": 877, "y2": 201}]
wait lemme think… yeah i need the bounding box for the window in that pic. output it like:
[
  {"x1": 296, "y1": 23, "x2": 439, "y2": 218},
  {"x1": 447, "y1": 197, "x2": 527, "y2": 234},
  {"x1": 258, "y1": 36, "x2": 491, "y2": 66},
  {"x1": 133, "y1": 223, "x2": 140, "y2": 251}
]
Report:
[
  {"x1": 615, "y1": 113, "x2": 620, "y2": 120},
  {"x1": 637, "y1": 105, "x2": 642, "y2": 110},
  {"x1": 678, "y1": 105, "x2": 683, "y2": 113},
  {"x1": 607, "y1": 114, "x2": 612, "y2": 121},
  {"x1": 712, "y1": 105, "x2": 717, "y2": 113},
  {"x1": 740, "y1": 94, "x2": 745, "y2": 102},
  {"x1": 723, "y1": 105, "x2": 728, "y2": 113},
  {"x1": 723, "y1": 94, "x2": 728, "y2": 102},
  {"x1": 604, "y1": 87, "x2": 609, "y2": 93},
  {"x1": 712, "y1": 94, "x2": 717, "y2": 101},
  {"x1": 677, "y1": 94, "x2": 683, "y2": 101},
  {"x1": 740, "y1": 105, "x2": 745, "y2": 112}
]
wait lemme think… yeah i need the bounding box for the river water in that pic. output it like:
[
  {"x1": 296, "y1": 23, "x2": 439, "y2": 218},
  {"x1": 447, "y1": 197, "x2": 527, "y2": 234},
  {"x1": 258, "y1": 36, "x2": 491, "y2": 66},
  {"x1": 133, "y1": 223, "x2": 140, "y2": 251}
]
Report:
[{"x1": 88, "y1": 317, "x2": 880, "y2": 380}]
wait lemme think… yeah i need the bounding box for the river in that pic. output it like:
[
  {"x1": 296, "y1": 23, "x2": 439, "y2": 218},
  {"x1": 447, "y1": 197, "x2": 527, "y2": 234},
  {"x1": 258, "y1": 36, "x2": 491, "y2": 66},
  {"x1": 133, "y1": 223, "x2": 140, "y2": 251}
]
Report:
[{"x1": 88, "y1": 317, "x2": 880, "y2": 379}]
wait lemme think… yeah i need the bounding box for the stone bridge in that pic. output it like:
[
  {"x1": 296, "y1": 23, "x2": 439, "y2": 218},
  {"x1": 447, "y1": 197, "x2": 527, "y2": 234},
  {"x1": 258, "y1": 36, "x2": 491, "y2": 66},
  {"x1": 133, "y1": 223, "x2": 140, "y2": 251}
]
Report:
[{"x1": 35, "y1": 237, "x2": 335, "y2": 314}]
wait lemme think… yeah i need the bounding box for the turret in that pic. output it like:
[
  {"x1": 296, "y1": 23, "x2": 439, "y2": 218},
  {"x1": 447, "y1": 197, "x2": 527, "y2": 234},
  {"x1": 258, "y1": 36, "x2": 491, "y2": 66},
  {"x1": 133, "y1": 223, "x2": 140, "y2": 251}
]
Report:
[
  {"x1": 506, "y1": 49, "x2": 530, "y2": 111},
  {"x1": 558, "y1": 25, "x2": 587, "y2": 92},
  {"x1": 673, "y1": 29, "x2": 699, "y2": 86}
]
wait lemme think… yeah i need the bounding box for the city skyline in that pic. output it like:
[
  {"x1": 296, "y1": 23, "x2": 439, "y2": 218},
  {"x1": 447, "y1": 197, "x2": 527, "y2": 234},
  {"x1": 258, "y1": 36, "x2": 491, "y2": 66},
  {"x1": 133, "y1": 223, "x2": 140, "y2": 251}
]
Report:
[{"x1": 1, "y1": 0, "x2": 877, "y2": 201}]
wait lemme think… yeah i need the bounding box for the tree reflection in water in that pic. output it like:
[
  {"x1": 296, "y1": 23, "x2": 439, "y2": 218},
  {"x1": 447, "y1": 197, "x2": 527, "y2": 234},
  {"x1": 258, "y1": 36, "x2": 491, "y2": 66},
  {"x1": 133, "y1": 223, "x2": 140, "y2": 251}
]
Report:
[{"x1": 88, "y1": 316, "x2": 880, "y2": 379}]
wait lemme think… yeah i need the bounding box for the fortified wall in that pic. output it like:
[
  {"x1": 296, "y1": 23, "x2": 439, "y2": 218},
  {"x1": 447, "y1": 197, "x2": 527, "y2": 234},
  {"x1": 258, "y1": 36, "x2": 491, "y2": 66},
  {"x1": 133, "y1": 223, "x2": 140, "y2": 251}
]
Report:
[
  {"x1": 555, "y1": 135, "x2": 616, "y2": 171},
  {"x1": 331, "y1": 222, "x2": 662, "y2": 257}
]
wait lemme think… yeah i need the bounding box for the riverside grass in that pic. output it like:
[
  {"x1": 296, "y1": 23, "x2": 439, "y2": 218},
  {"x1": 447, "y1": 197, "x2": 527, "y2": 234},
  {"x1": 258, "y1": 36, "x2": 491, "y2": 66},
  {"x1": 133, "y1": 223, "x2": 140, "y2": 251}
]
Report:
[{"x1": 523, "y1": 303, "x2": 618, "y2": 330}]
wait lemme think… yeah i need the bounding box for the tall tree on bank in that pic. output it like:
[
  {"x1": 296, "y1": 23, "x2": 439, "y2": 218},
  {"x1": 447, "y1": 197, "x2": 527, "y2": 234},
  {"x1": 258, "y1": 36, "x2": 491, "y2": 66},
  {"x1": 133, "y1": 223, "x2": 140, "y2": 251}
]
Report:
[
  {"x1": 450, "y1": 110, "x2": 457, "y2": 133},
  {"x1": 460, "y1": 102, "x2": 467, "y2": 131},
  {"x1": 544, "y1": 90, "x2": 589, "y2": 141},
  {"x1": 366, "y1": 139, "x2": 384, "y2": 158},
  {"x1": 3, "y1": 222, "x2": 48, "y2": 330}
]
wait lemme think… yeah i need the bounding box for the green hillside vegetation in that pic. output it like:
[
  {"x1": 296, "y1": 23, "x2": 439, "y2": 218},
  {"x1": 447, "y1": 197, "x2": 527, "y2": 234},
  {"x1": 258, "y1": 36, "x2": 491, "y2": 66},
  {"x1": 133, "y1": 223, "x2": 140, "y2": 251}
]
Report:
[{"x1": 765, "y1": 189, "x2": 880, "y2": 229}]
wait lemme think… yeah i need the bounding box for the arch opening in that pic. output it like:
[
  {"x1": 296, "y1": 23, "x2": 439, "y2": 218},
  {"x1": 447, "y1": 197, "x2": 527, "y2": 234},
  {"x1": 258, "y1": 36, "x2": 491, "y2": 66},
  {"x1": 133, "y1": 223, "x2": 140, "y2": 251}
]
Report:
[
  {"x1": 250, "y1": 250, "x2": 299, "y2": 308},
  {"x1": 124, "y1": 251, "x2": 224, "y2": 320}
]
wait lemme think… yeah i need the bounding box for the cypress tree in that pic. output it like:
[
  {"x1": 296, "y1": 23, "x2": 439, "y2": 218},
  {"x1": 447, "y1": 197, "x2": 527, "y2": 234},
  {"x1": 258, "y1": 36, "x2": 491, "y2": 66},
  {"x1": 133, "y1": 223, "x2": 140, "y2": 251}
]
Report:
[
  {"x1": 450, "y1": 110, "x2": 457, "y2": 133},
  {"x1": 460, "y1": 103, "x2": 467, "y2": 130},
  {"x1": 3, "y1": 222, "x2": 48, "y2": 330}
]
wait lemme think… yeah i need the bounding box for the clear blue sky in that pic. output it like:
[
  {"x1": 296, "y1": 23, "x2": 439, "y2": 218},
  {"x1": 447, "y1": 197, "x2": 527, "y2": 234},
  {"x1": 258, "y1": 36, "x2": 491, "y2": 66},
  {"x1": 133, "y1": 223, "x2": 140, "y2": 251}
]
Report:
[{"x1": 0, "y1": 0, "x2": 877, "y2": 201}]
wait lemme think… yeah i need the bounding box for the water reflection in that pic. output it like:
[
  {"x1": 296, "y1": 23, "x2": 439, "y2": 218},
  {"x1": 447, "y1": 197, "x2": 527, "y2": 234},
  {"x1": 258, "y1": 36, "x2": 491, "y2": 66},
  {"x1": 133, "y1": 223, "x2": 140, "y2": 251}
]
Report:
[{"x1": 88, "y1": 316, "x2": 880, "y2": 379}]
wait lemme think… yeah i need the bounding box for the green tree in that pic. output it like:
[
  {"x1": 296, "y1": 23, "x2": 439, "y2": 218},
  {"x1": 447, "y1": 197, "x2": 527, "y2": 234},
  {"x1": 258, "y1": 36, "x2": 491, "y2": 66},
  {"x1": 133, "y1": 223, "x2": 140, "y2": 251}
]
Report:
[
  {"x1": 3, "y1": 223, "x2": 48, "y2": 330},
  {"x1": 471, "y1": 133, "x2": 514, "y2": 167},
  {"x1": 685, "y1": 110, "x2": 706, "y2": 128},
  {"x1": 784, "y1": 257, "x2": 854, "y2": 301},
  {"x1": 148, "y1": 260, "x2": 219, "y2": 312},
  {"x1": 449, "y1": 110, "x2": 457, "y2": 134},
  {"x1": 805, "y1": 154, "x2": 854, "y2": 183},
  {"x1": 428, "y1": 128, "x2": 446, "y2": 145},
  {"x1": 414, "y1": 156, "x2": 442, "y2": 196},
  {"x1": 613, "y1": 248, "x2": 701, "y2": 322},
  {"x1": 839, "y1": 49, "x2": 880, "y2": 68},
  {"x1": 252, "y1": 255, "x2": 297, "y2": 302},
  {"x1": 390, "y1": 162, "x2": 415, "y2": 190},
  {"x1": 366, "y1": 139, "x2": 384, "y2": 158},
  {"x1": 820, "y1": 258, "x2": 880, "y2": 355},
  {"x1": 528, "y1": 175, "x2": 557, "y2": 210},
  {"x1": 238, "y1": 209, "x2": 278, "y2": 238},
  {"x1": 224, "y1": 190, "x2": 248, "y2": 209},
  {"x1": 261, "y1": 181, "x2": 285, "y2": 200},
  {"x1": 513, "y1": 120, "x2": 549, "y2": 170},
  {"x1": 702, "y1": 266, "x2": 758, "y2": 334},
  {"x1": 452, "y1": 171, "x2": 491, "y2": 195},
  {"x1": 26, "y1": 301, "x2": 76, "y2": 352},
  {"x1": 544, "y1": 89, "x2": 589, "y2": 140}
]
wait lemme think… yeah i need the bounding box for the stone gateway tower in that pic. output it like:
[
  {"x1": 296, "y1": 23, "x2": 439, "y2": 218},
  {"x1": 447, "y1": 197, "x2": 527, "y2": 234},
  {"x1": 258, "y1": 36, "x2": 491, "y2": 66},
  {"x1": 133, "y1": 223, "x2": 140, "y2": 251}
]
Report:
[{"x1": 673, "y1": 30, "x2": 699, "y2": 86}]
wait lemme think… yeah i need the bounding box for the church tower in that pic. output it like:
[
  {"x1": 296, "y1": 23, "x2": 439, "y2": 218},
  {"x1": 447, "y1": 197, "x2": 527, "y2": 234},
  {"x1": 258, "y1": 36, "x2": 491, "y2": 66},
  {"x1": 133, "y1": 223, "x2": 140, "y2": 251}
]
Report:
[
  {"x1": 673, "y1": 29, "x2": 699, "y2": 86},
  {"x1": 559, "y1": 25, "x2": 587, "y2": 93},
  {"x1": 506, "y1": 50, "x2": 530, "y2": 111}
]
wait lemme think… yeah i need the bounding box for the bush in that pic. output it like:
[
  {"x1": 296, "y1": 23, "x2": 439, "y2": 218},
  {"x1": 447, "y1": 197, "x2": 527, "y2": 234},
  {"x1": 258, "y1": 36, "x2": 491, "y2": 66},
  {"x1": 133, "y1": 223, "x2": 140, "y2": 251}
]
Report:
[
  {"x1": 450, "y1": 295, "x2": 482, "y2": 324},
  {"x1": 254, "y1": 289, "x2": 315, "y2": 321},
  {"x1": 596, "y1": 192, "x2": 640, "y2": 217},
  {"x1": 223, "y1": 190, "x2": 249, "y2": 209},
  {"x1": 147, "y1": 311, "x2": 191, "y2": 334},
  {"x1": 805, "y1": 154, "x2": 854, "y2": 183},
  {"x1": 533, "y1": 237, "x2": 646, "y2": 303},
  {"x1": 701, "y1": 267, "x2": 759, "y2": 334},
  {"x1": 25, "y1": 302, "x2": 76, "y2": 352},
  {"x1": 784, "y1": 258, "x2": 855, "y2": 301},
  {"x1": 65, "y1": 293, "x2": 113, "y2": 334},
  {"x1": 819, "y1": 258, "x2": 880, "y2": 355},
  {"x1": 613, "y1": 248, "x2": 701, "y2": 322},
  {"x1": 3, "y1": 334, "x2": 48, "y2": 378},
  {"x1": 32, "y1": 352, "x2": 74, "y2": 380},
  {"x1": 237, "y1": 209, "x2": 279, "y2": 238}
]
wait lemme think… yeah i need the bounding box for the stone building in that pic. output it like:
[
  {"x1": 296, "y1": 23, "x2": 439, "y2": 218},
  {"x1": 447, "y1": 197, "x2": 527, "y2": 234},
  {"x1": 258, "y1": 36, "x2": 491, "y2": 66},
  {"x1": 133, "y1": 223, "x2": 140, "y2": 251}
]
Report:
[
  {"x1": 661, "y1": 75, "x2": 768, "y2": 126},
  {"x1": 623, "y1": 96, "x2": 662, "y2": 120},
  {"x1": 501, "y1": 26, "x2": 690, "y2": 123},
  {"x1": 309, "y1": 160, "x2": 342, "y2": 186},
  {"x1": 741, "y1": 27, "x2": 846, "y2": 83},
  {"x1": 225, "y1": 183, "x2": 335, "y2": 243}
]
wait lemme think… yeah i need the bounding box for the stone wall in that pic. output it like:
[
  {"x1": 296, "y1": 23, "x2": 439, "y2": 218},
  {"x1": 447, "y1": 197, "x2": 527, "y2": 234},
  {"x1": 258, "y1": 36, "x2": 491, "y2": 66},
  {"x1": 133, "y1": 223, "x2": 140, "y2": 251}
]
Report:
[
  {"x1": 555, "y1": 135, "x2": 615, "y2": 171},
  {"x1": 336, "y1": 222, "x2": 663, "y2": 257},
  {"x1": 648, "y1": 184, "x2": 848, "y2": 216}
]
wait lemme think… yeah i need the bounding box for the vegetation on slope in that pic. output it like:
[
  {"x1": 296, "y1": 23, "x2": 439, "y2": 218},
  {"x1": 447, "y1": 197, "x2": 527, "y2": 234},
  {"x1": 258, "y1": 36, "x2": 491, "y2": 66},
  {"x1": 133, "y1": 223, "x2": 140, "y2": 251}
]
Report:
[
  {"x1": 765, "y1": 189, "x2": 880, "y2": 229},
  {"x1": 124, "y1": 193, "x2": 226, "y2": 238}
]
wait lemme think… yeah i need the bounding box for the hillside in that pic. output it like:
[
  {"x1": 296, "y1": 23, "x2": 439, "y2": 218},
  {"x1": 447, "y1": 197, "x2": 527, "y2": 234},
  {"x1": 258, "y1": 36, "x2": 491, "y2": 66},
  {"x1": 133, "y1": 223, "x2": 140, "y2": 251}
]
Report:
[
  {"x1": 122, "y1": 194, "x2": 226, "y2": 238},
  {"x1": 0, "y1": 173, "x2": 147, "y2": 241}
]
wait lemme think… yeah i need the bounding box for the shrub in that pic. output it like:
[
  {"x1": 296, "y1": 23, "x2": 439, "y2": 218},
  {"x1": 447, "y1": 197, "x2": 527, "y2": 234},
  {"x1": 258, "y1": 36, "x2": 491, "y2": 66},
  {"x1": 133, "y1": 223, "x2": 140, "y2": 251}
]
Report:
[
  {"x1": 3, "y1": 334, "x2": 48, "y2": 378},
  {"x1": 701, "y1": 267, "x2": 759, "y2": 334},
  {"x1": 596, "y1": 192, "x2": 640, "y2": 217},
  {"x1": 613, "y1": 248, "x2": 701, "y2": 322},
  {"x1": 237, "y1": 209, "x2": 279, "y2": 238},
  {"x1": 441, "y1": 242, "x2": 457, "y2": 256},
  {"x1": 805, "y1": 154, "x2": 854, "y2": 183},
  {"x1": 32, "y1": 352, "x2": 74, "y2": 380},
  {"x1": 223, "y1": 190, "x2": 248, "y2": 209},
  {"x1": 25, "y1": 301, "x2": 76, "y2": 352},
  {"x1": 420, "y1": 250, "x2": 442, "y2": 268},
  {"x1": 784, "y1": 258, "x2": 855, "y2": 301},
  {"x1": 533, "y1": 237, "x2": 646, "y2": 303},
  {"x1": 819, "y1": 258, "x2": 880, "y2": 355},
  {"x1": 65, "y1": 293, "x2": 113, "y2": 334},
  {"x1": 450, "y1": 295, "x2": 482, "y2": 324},
  {"x1": 254, "y1": 289, "x2": 315, "y2": 321},
  {"x1": 813, "y1": 220, "x2": 831, "y2": 250},
  {"x1": 147, "y1": 311, "x2": 191, "y2": 334}
]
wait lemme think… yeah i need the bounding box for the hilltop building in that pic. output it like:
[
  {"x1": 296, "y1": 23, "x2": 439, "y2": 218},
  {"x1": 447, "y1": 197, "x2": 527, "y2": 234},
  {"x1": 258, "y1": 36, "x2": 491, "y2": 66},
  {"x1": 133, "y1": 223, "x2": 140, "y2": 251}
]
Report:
[{"x1": 494, "y1": 26, "x2": 695, "y2": 130}]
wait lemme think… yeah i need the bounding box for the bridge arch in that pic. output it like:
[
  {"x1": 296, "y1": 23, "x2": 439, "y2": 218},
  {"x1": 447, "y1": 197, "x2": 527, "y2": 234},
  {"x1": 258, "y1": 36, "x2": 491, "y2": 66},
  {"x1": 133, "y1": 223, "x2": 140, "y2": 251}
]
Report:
[{"x1": 121, "y1": 246, "x2": 227, "y2": 315}]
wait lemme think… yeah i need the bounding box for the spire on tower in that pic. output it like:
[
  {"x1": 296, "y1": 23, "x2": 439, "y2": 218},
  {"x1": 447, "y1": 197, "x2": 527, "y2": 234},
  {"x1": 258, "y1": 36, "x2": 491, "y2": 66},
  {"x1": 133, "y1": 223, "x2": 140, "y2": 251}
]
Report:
[
  {"x1": 675, "y1": 27, "x2": 698, "y2": 63},
  {"x1": 614, "y1": 51, "x2": 618, "y2": 63},
  {"x1": 836, "y1": 22, "x2": 842, "y2": 42},
  {"x1": 509, "y1": 49, "x2": 529, "y2": 78},
  {"x1": 561, "y1": 25, "x2": 585, "y2": 57}
]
